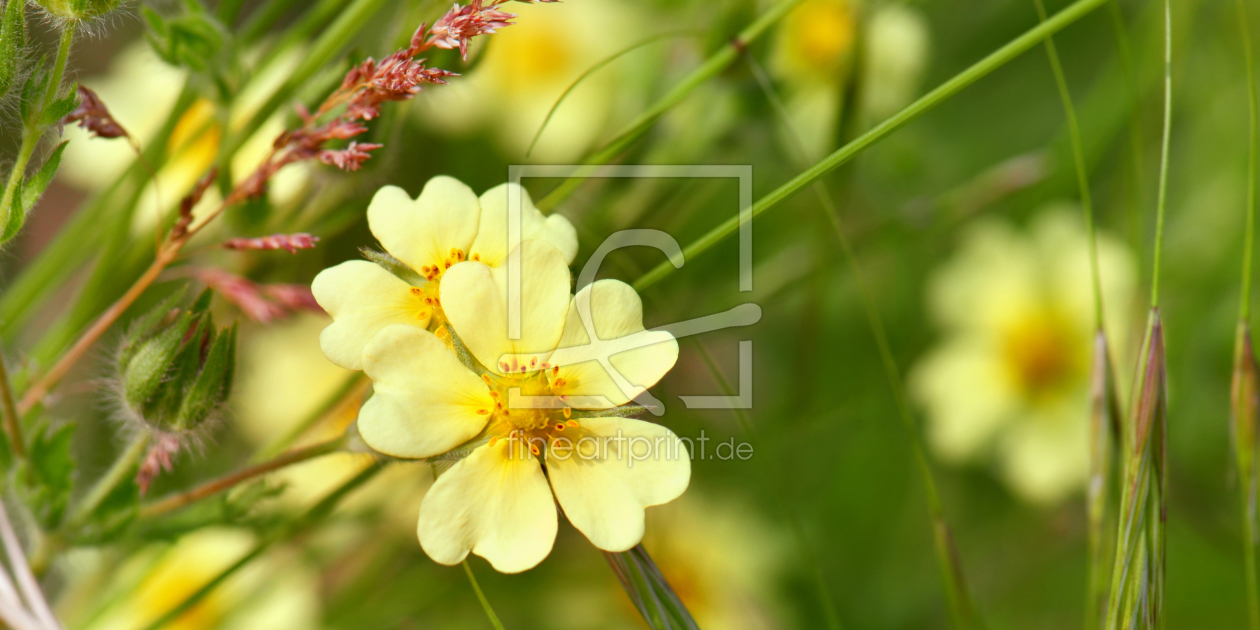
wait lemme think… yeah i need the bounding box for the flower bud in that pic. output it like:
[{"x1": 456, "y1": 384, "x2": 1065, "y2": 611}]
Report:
[
  {"x1": 118, "y1": 289, "x2": 237, "y2": 434},
  {"x1": 34, "y1": 0, "x2": 123, "y2": 21}
]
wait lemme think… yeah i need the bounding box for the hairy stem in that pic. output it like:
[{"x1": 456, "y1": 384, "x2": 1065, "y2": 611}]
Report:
[
  {"x1": 140, "y1": 435, "x2": 347, "y2": 519},
  {"x1": 64, "y1": 431, "x2": 151, "y2": 531}
]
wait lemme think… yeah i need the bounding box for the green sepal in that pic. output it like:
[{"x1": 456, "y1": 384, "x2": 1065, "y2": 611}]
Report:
[
  {"x1": 190, "y1": 287, "x2": 214, "y2": 314},
  {"x1": 118, "y1": 285, "x2": 188, "y2": 370},
  {"x1": 361, "y1": 247, "x2": 426, "y2": 286},
  {"x1": 174, "y1": 322, "x2": 235, "y2": 430},
  {"x1": 18, "y1": 57, "x2": 45, "y2": 125},
  {"x1": 123, "y1": 312, "x2": 191, "y2": 410}
]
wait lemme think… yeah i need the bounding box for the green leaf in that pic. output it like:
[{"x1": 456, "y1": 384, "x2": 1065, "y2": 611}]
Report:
[
  {"x1": 17, "y1": 60, "x2": 44, "y2": 124},
  {"x1": 605, "y1": 545, "x2": 699, "y2": 630},
  {"x1": 38, "y1": 84, "x2": 79, "y2": 128},
  {"x1": 0, "y1": 0, "x2": 26, "y2": 97},
  {"x1": 74, "y1": 475, "x2": 140, "y2": 545},
  {"x1": 24, "y1": 423, "x2": 77, "y2": 529},
  {"x1": 2, "y1": 140, "x2": 71, "y2": 245}
]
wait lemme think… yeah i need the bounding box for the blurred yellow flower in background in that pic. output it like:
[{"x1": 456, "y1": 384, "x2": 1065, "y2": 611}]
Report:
[
  {"x1": 60, "y1": 43, "x2": 309, "y2": 234},
  {"x1": 64, "y1": 528, "x2": 319, "y2": 630},
  {"x1": 859, "y1": 4, "x2": 930, "y2": 121},
  {"x1": 417, "y1": 0, "x2": 647, "y2": 161},
  {"x1": 770, "y1": 0, "x2": 856, "y2": 160},
  {"x1": 909, "y1": 206, "x2": 1136, "y2": 504}
]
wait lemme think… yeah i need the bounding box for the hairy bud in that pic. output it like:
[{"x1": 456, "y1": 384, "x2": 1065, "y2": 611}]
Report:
[
  {"x1": 35, "y1": 0, "x2": 123, "y2": 21},
  {"x1": 118, "y1": 288, "x2": 236, "y2": 433}
]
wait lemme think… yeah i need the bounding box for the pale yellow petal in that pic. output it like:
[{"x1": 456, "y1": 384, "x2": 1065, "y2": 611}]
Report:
[
  {"x1": 547, "y1": 417, "x2": 690, "y2": 552},
  {"x1": 440, "y1": 240, "x2": 571, "y2": 374},
  {"x1": 908, "y1": 337, "x2": 1019, "y2": 462},
  {"x1": 417, "y1": 441, "x2": 557, "y2": 573},
  {"x1": 548, "y1": 280, "x2": 678, "y2": 408},
  {"x1": 469, "y1": 183, "x2": 579, "y2": 267},
  {"x1": 997, "y1": 401, "x2": 1089, "y2": 504},
  {"x1": 366, "y1": 176, "x2": 480, "y2": 272},
  {"x1": 359, "y1": 325, "x2": 493, "y2": 458},
  {"x1": 312, "y1": 261, "x2": 430, "y2": 370}
]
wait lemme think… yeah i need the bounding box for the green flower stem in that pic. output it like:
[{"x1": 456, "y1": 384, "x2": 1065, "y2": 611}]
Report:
[
  {"x1": 633, "y1": 0, "x2": 1112, "y2": 293},
  {"x1": 463, "y1": 561, "x2": 506, "y2": 630},
  {"x1": 140, "y1": 462, "x2": 384, "y2": 630},
  {"x1": 534, "y1": 0, "x2": 808, "y2": 212},
  {"x1": 139, "y1": 434, "x2": 348, "y2": 519},
  {"x1": 63, "y1": 431, "x2": 151, "y2": 531},
  {"x1": 0, "y1": 26, "x2": 74, "y2": 239}
]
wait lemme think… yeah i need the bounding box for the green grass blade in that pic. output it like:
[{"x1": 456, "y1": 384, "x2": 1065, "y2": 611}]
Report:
[
  {"x1": 633, "y1": 0, "x2": 1113, "y2": 293},
  {"x1": 463, "y1": 561, "x2": 507, "y2": 630}
]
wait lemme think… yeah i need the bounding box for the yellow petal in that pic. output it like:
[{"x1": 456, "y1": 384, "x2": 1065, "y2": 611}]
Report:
[
  {"x1": 548, "y1": 280, "x2": 678, "y2": 407},
  {"x1": 417, "y1": 441, "x2": 558, "y2": 573},
  {"x1": 359, "y1": 325, "x2": 494, "y2": 458},
  {"x1": 366, "y1": 176, "x2": 480, "y2": 273},
  {"x1": 440, "y1": 240, "x2": 571, "y2": 375},
  {"x1": 907, "y1": 338, "x2": 1018, "y2": 463},
  {"x1": 469, "y1": 183, "x2": 579, "y2": 267},
  {"x1": 546, "y1": 417, "x2": 690, "y2": 552},
  {"x1": 312, "y1": 261, "x2": 430, "y2": 370}
]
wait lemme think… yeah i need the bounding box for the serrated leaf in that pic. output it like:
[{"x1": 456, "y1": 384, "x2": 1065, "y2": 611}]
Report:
[
  {"x1": 25, "y1": 423, "x2": 77, "y2": 529},
  {"x1": 2, "y1": 140, "x2": 71, "y2": 245},
  {"x1": 0, "y1": 0, "x2": 26, "y2": 97}
]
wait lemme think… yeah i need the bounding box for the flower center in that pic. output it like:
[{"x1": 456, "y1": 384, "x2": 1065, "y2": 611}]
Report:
[
  {"x1": 1001, "y1": 310, "x2": 1082, "y2": 399},
  {"x1": 481, "y1": 365, "x2": 578, "y2": 457},
  {"x1": 786, "y1": 0, "x2": 854, "y2": 74}
]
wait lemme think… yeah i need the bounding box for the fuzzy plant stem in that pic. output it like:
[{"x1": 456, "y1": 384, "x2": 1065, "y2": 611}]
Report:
[
  {"x1": 139, "y1": 435, "x2": 348, "y2": 519},
  {"x1": 0, "y1": 26, "x2": 73, "y2": 237},
  {"x1": 634, "y1": 0, "x2": 1112, "y2": 292},
  {"x1": 63, "y1": 431, "x2": 151, "y2": 531}
]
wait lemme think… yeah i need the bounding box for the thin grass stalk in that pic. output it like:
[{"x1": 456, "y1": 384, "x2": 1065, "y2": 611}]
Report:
[
  {"x1": 1235, "y1": 0, "x2": 1260, "y2": 621},
  {"x1": 603, "y1": 545, "x2": 699, "y2": 630},
  {"x1": 1029, "y1": 2, "x2": 1122, "y2": 625},
  {"x1": 743, "y1": 54, "x2": 983, "y2": 630},
  {"x1": 692, "y1": 341, "x2": 843, "y2": 629},
  {"x1": 139, "y1": 463, "x2": 384, "y2": 630},
  {"x1": 462, "y1": 561, "x2": 506, "y2": 630},
  {"x1": 633, "y1": 0, "x2": 1113, "y2": 292},
  {"x1": 534, "y1": 0, "x2": 808, "y2": 212},
  {"x1": 1236, "y1": 325, "x2": 1260, "y2": 630}
]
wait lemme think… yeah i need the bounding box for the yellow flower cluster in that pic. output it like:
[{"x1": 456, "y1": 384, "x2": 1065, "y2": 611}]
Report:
[{"x1": 312, "y1": 176, "x2": 689, "y2": 572}]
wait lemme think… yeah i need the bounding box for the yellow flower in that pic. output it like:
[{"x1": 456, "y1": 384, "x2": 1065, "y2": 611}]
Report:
[
  {"x1": 327, "y1": 234, "x2": 685, "y2": 572},
  {"x1": 860, "y1": 4, "x2": 931, "y2": 120},
  {"x1": 69, "y1": 528, "x2": 319, "y2": 630},
  {"x1": 770, "y1": 0, "x2": 856, "y2": 160},
  {"x1": 416, "y1": 0, "x2": 646, "y2": 161},
  {"x1": 909, "y1": 206, "x2": 1136, "y2": 504},
  {"x1": 311, "y1": 176, "x2": 577, "y2": 370}
]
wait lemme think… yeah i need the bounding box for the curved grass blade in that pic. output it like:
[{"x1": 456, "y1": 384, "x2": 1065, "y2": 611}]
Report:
[
  {"x1": 526, "y1": 30, "x2": 700, "y2": 158},
  {"x1": 535, "y1": 0, "x2": 809, "y2": 211},
  {"x1": 632, "y1": 0, "x2": 1114, "y2": 293},
  {"x1": 462, "y1": 561, "x2": 506, "y2": 630}
]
